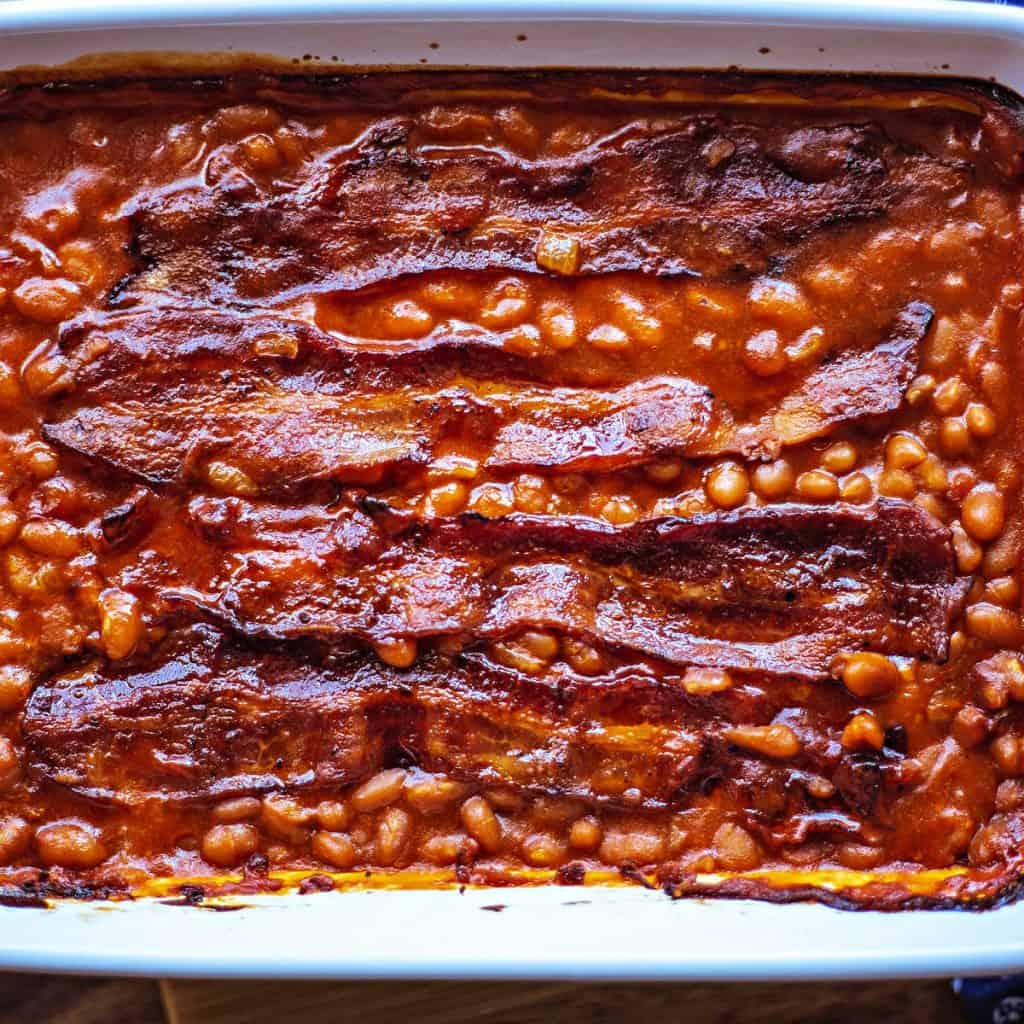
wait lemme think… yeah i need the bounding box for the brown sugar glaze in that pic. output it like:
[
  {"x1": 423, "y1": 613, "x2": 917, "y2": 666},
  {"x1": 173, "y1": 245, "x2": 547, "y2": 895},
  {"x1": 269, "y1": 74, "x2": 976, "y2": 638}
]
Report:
[{"x1": 0, "y1": 70, "x2": 1021, "y2": 907}]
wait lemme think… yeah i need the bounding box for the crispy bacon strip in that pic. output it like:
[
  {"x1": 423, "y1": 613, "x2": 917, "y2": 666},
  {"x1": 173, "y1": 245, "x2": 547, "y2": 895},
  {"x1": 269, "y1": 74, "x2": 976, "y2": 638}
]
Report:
[
  {"x1": 116, "y1": 117, "x2": 964, "y2": 305},
  {"x1": 42, "y1": 303, "x2": 930, "y2": 489},
  {"x1": 24, "y1": 627, "x2": 709, "y2": 807},
  {"x1": 495, "y1": 301, "x2": 933, "y2": 468},
  {"x1": 127, "y1": 498, "x2": 966, "y2": 680}
]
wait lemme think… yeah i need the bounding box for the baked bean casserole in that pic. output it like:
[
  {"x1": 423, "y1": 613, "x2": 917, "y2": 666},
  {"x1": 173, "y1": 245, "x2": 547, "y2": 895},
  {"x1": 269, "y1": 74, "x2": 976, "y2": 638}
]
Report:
[{"x1": 0, "y1": 69, "x2": 1021, "y2": 908}]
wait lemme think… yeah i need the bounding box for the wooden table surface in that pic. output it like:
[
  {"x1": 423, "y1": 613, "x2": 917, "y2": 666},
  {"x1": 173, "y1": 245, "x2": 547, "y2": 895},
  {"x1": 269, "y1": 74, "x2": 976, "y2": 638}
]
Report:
[{"x1": 0, "y1": 974, "x2": 967, "y2": 1024}]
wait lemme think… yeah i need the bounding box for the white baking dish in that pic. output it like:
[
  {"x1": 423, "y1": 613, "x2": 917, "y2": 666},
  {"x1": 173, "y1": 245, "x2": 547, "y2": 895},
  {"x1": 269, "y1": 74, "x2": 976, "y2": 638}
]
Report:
[{"x1": 1, "y1": 0, "x2": 1024, "y2": 981}]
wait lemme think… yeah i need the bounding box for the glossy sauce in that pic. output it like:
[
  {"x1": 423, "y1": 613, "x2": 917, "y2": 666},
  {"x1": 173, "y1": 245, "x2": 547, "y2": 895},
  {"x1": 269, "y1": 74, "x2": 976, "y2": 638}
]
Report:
[{"x1": 0, "y1": 71, "x2": 1021, "y2": 907}]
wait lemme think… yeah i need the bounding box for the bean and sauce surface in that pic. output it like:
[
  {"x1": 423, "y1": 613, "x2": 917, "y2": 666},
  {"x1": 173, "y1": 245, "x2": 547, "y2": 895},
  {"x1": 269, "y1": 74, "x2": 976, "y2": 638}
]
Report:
[{"x1": 0, "y1": 70, "x2": 1021, "y2": 907}]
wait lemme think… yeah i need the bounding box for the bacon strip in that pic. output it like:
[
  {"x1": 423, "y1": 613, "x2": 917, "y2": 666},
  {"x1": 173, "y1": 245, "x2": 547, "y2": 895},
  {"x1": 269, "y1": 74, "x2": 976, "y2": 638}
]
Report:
[
  {"x1": 494, "y1": 301, "x2": 933, "y2": 468},
  {"x1": 116, "y1": 116, "x2": 964, "y2": 306},
  {"x1": 24, "y1": 626, "x2": 709, "y2": 807},
  {"x1": 42, "y1": 302, "x2": 931, "y2": 489},
  {"x1": 124, "y1": 498, "x2": 966, "y2": 681}
]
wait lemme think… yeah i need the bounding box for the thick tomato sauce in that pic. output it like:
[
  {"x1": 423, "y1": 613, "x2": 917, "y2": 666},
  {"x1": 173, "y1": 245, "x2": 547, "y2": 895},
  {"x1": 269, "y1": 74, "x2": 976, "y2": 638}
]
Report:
[{"x1": 0, "y1": 71, "x2": 1021, "y2": 906}]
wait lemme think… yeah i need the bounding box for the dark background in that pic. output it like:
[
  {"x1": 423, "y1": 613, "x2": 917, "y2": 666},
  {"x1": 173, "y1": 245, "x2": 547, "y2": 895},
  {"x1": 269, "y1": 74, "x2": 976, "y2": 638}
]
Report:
[{"x1": 0, "y1": 975, "x2": 971, "y2": 1024}]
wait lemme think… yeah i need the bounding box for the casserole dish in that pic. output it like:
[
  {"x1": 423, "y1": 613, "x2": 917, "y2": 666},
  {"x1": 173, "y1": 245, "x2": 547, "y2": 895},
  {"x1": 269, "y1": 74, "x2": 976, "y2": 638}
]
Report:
[{"x1": 2, "y1": 0, "x2": 1024, "y2": 981}]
